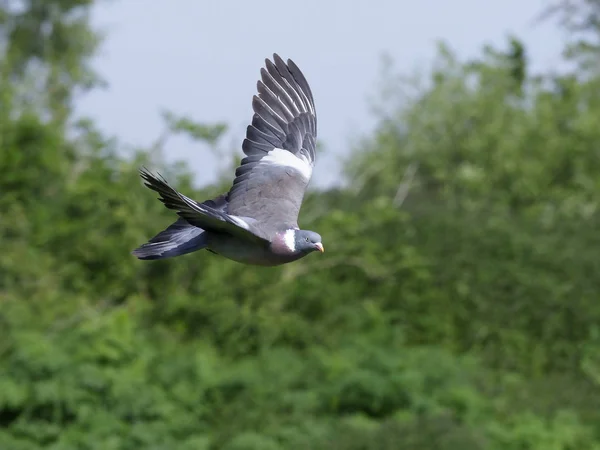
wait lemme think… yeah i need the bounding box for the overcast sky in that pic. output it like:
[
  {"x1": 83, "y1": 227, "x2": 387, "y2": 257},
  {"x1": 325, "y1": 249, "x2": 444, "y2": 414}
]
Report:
[{"x1": 77, "y1": 0, "x2": 564, "y2": 188}]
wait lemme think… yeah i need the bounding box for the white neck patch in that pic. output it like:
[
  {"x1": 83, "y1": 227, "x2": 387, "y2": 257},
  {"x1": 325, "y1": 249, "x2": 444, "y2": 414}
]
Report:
[{"x1": 282, "y1": 229, "x2": 296, "y2": 252}]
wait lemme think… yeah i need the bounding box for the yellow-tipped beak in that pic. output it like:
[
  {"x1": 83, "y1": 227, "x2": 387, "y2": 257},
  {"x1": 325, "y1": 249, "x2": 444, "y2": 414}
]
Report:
[{"x1": 315, "y1": 243, "x2": 325, "y2": 253}]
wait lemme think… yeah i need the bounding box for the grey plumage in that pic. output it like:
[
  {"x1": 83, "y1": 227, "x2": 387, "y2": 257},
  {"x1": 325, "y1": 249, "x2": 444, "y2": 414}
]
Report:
[
  {"x1": 132, "y1": 54, "x2": 324, "y2": 265},
  {"x1": 132, "y1": 218, "x2": 208, "y2": 260}
]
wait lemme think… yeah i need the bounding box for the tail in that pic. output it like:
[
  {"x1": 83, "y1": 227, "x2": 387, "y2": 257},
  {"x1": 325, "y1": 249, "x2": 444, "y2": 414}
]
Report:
[{"x1": 132, "y1": 218, "x2": 208, "y2": 260}]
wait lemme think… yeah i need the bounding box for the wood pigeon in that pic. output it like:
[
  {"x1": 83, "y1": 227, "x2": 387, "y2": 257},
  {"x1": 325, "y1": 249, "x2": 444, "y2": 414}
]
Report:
[{"x1": 132, "y1": 54, "x2": 324, "y2": 266}]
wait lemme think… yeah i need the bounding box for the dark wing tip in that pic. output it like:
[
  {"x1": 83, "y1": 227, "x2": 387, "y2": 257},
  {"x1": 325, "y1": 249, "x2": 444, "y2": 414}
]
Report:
[
  {"x1": 139, "y1": 165, "x2": 151, "y2": 178},
  {"x1": 138, "y1": 167, "x2": 171, "y2": 191},
  {"x1": 272, "y1": 53, "x2": 285, "y2": 66}
]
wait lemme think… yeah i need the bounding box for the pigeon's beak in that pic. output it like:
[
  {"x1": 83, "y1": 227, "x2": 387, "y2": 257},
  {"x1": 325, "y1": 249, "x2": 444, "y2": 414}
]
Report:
[{"x1": 315, "y1": 242, "x2": 325, "y2": 253}]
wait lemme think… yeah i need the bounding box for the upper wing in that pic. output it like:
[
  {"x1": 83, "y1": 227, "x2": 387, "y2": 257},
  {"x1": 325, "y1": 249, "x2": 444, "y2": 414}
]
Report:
[{"x1": 225, "y1": 54, "x2": 317, "y2": 232}]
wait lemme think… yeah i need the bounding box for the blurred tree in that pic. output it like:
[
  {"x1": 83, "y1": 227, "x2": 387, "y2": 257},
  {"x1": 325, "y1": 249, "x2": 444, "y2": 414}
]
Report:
[
  {"x1": 541, "y1": 0, "x2": 600, "y2": 72},
  {"x1": 0, "y1": 0, "x2": 102, "y2": 124}
]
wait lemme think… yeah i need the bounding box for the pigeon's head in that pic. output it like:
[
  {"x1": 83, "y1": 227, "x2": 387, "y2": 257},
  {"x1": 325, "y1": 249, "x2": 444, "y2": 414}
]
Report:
[
  {"x1": 294, "y1": 230, "x2": 324, "y2": 254},
  {"x1": 274, "y1": 229, "x2": 324, "y2": 255}
]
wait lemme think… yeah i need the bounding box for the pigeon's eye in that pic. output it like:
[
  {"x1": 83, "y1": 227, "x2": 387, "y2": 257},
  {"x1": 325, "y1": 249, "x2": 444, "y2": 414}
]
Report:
[{"x1": 305, "y1": 237, "x2": 310, "y2": 243}]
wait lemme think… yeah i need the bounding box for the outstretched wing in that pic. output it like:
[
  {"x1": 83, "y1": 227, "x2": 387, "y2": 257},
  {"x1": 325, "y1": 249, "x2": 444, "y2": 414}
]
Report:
[
  {"x1": 139, "y1": 168, "x2": 269, "y2": 245},
  {"x1": 225, "y1": 53, "x2": 317, "y2": 234}
]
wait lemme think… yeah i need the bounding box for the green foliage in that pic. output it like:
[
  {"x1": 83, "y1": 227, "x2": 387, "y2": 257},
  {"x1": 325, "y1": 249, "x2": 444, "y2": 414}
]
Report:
[
  {"x1": 542, "y1": 0, "x2": 600, "y2": 72},
  {"x1": 0, "y1": 0, "x2": 102, "y2": 123},
  {"x1": 161, "y1": 110, "x2": 227, "y2": 147},
  {"x1": 343, "y1": 38, "x2": 600, "y2": 379},
  {"x1": 3, "y1": 1, "x2": 600, "y2": 448}
]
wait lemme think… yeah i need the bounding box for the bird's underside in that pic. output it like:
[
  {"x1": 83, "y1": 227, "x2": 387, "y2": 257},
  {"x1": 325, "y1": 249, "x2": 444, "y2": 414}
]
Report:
[
  {"x1": 132, "y1": 53, "x2": 321, "y2": 266},
  {"x1": 205, "y1": 231, "x2": 309, "y2": 266}
]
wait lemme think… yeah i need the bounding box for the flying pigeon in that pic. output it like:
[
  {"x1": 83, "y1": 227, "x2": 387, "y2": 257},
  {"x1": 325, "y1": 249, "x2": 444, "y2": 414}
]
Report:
[{"x1": 132, "y1": 54, "x2": 324, "y2": 266}]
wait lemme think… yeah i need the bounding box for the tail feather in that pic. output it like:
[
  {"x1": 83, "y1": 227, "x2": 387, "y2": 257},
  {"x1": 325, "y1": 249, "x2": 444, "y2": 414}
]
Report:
[{"x1": 132, "y1": 219, "x2": 208, "y2": 260}]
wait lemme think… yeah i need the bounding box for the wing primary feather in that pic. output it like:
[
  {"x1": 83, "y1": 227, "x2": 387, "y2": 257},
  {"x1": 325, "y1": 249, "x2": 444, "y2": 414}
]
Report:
[
  {"x1": 274, "y1": 54, "x2": 315, "y2": 117},
  {"x1": 287, "y1": 58, "x2": 316, "y2": 109},
  {"x1": 273, "y1": 55, "x2": 302, "y2": 97},
  {"x1": 257, "y1": 81, "x2": 294, "y2": 121},
  {"x1": 265, "y1": 59, "x2": 308, "y2": 113},
  {"x1": 260, "y1": 68, "x2": 300, "y2": 116},
  {"x1": 250, "y1": 114, "x2": 286, "y2": 143},
  {"x1": 252, "y1": 95, "x2": 289, "y2": 132},
  {"x1": 246, "y1": 125, "x2": 278, "y2": 147}
]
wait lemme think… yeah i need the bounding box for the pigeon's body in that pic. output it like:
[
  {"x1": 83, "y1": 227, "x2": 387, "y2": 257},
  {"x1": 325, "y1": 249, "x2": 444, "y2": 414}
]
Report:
[
  {"x1": 206, "y1": 231, "x2": 307, "y2": 266},
  {"x1": 132, "y1": 54, "x2": 324, "y2": 266}
]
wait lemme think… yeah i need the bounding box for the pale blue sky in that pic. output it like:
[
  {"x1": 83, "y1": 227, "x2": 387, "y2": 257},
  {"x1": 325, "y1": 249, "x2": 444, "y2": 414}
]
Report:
[{"x1": 78, "y1": 0, "x2": 563, "y2": 188}]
